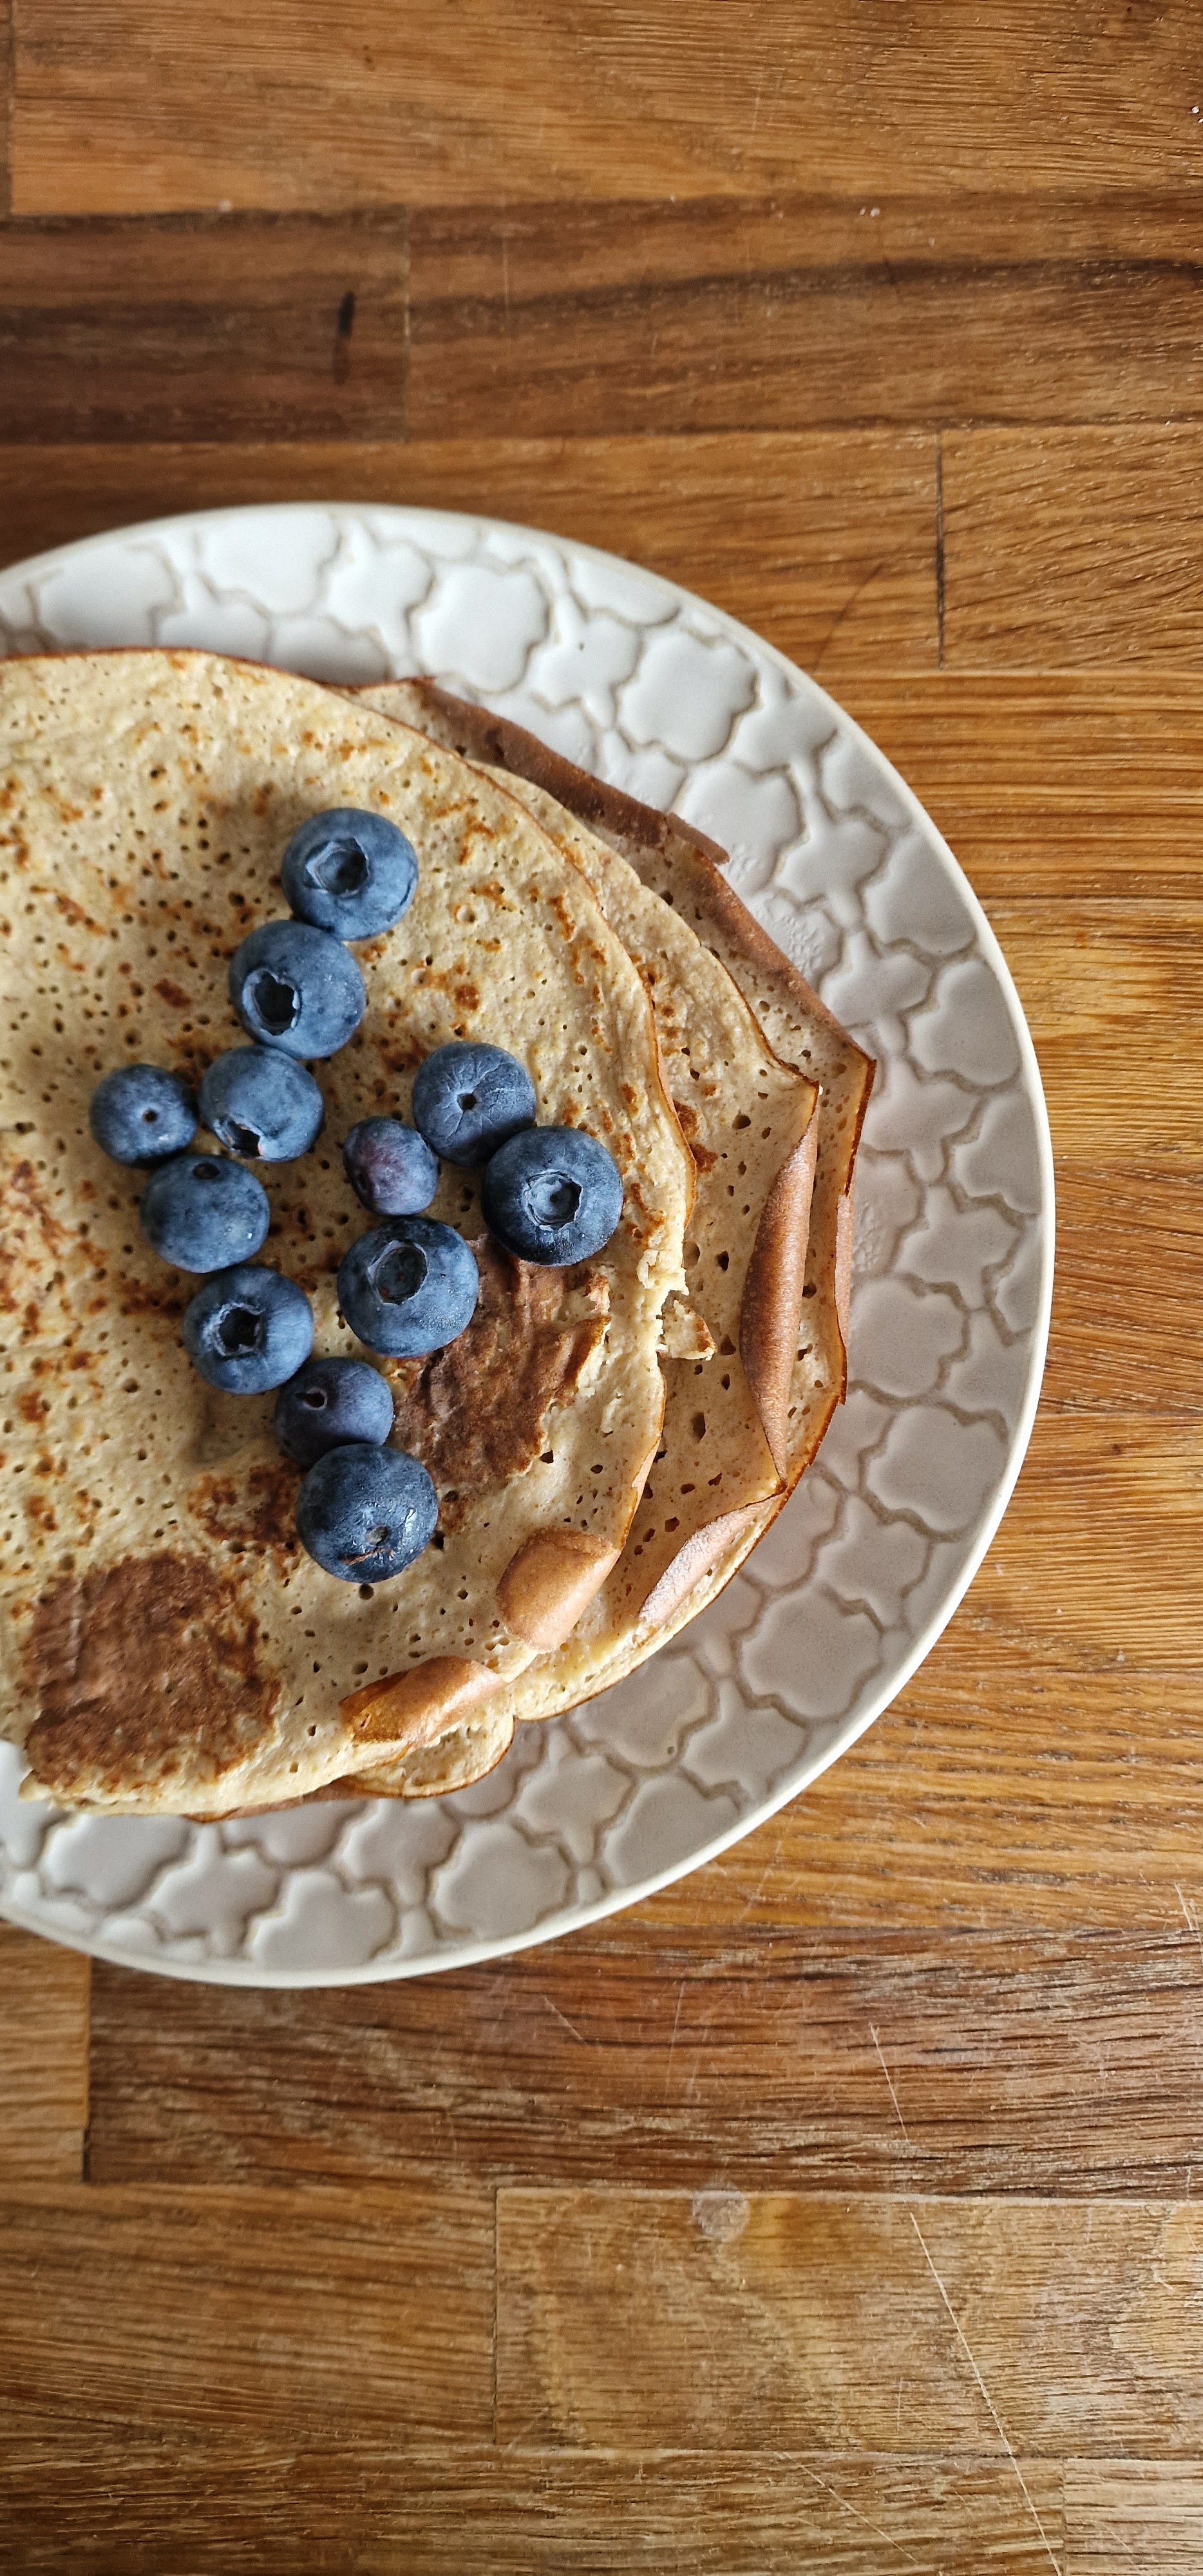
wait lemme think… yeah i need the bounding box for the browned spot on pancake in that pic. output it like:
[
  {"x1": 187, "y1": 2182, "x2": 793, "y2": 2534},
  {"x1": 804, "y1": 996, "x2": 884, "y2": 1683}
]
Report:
[
  {"x1": 0, "y1": 1160, "x2": 66, "y2": 1290},
  {"x1": 0, "y1": 1156, "x2": 110, "y2": 1336},
  {"x1": 117, "y1": 1271, "x2": 191, "y2": 1322},
  {"x1": 16, "y1": 1389, "x2": 47, "y2": 1425},
  {"x1": 412, "y1": 965, "x2": 481, "y2": 1013},
  {"x1": 188, "y1": 1457, "x2": 302, "y2": 1560},
  {"x1": 388, "y1": 1235, "x2": 609, "y2": 1527},
  {"x1": 53, "y1": 891, "x2": 97, "y2": 931},
  {"x1": 21, "y1": 1553, "x2": 281, "y2": 1801},
  {"x1": 672, "y1": 1097, "x2": 719, "y2": 1177},
  {"x1": 154, "y1": 977, "x2": 191, "y2": 1008},
  {"x1": 380, "y1": 1039, "x2": 425, "y2": 1074}
]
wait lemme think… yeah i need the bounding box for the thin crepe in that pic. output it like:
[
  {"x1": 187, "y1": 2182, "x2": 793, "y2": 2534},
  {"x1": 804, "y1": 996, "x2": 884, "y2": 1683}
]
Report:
[
  {"x1": 0, "y1": 651, "x2": 692, "y2": 1814},
  {"x1": 346, "y1": 680, "x2": 871, "y2": 1786}
]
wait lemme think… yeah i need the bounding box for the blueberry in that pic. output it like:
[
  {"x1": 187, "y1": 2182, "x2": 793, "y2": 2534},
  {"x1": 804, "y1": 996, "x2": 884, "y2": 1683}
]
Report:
[
  {"x1": 481, "y1": 1126, "x2": 623, "y2": 1266},
  {"x1": 411, "y1": 1041, "x2": 536, "y2": 1168},
  {"x1": 182, "y1": 1264, "x2": 314, "y2": 1394},
  {"x1": 199, "y1": 1046, "x2": 324, "y2": 1162},
  {"x1": 296, "y1": 1442, "x2": 437, "y2": 1584},
  {"x1": 274, "y1": 1356, "x2": 395, "y2": 1470},
  {"x1": 140, "y1": 1153, "x2": 270, "y2": 1273},
  {"x1": 228, "y1": 921, "x2": 365, "y2": 1060},
  {"x1": 89, "y1": 1065, "x2": 197, "y2": 1168},
  {"x1": 281, "y1": 807, "x2": 418, "y2": 941},
  {"x1": 343, "y1": 1118, "x2": 439, "y2": 1216},
  {"x1": 337, "y1": 1217, "x2": 478, "y2": 1358}
]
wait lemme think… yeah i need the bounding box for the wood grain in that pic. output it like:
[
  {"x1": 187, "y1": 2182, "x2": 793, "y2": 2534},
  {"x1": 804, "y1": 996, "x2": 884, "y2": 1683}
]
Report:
[
  {"x1": 945, "y1": 427, "x2": 1203, "y2": 667},
  {"x1": 0, "y1": 2440, "x2": 1065, "y2": 2574},
  {"x1": 10, "y1": 200, "x2": 1203, "y2": 446},
  {"x1": 2, "y1": 2440, "x2": 1196, "y2": 2575},
  {"x1": 839, "y1": 674, "x2": 1203, "y2": 892},
  {"x1": 0, "y1": 1924, "x2": 88, "y2": 2182},
  {"x1": 407, "y1": 200, "x2": 1203, "y2": 437},
  {"x1": 0, "y1": 219, "x2": 406, "y2": 439},
  {"x1": 86, "y1": 1929, "x2": 1203, "y2": 2196},
  {"x1": 0, "y1": 2182, "x2": 493, "y2": 2435},
  {"x1": 1066, "y1": 2463, "x2": 1203, "y2": 2575},
  {"x1": 0, "y1": 432, "x2": 939, "y2": 676},
  {"x1": 12, "y1": 4, "x2": 1202, "y2": 213},
  {"x1": 497, "y1": 2187, "x2": 1203, "y2": 2455},
  {"x1": 990, "y1": 897, "x2": 1203, "y2": 1166},
  {"x1": 1042, "y1": 1166, "x2": 1203, "y2": 1414},
  {"x1": 1, "y1": 2, "x2": 10, "y2": 222}
]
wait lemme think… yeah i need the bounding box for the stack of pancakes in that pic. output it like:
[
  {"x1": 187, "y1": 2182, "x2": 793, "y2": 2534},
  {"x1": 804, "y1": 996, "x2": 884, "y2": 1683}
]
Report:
[{"x1": 0, "y1": 652, "x2": 871, "y2": 1816}]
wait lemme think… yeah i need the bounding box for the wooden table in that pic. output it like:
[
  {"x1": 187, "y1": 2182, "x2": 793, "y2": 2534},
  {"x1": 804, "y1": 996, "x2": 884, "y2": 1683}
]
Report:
[{"x1": 4, "y1": 9, "x2": 1203, "y2": 2568}]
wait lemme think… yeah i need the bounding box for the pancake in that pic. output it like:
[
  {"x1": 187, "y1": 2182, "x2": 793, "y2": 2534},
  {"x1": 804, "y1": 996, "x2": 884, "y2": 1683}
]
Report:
[
  {"x1": 0, "y1": 650, "x2": 692, "y2": 1815},
  {"x1": 345, "y1": 681, "x2": 872, "y2": 1789}
]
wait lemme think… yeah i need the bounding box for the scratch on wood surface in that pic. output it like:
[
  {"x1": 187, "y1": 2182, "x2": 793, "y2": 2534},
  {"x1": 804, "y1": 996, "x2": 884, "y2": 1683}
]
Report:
[
  {"x1": 811, "y1": 560, "x2": 887, "y2": 675},
  {"x1": 542, "y1": 1994, "x2": 587, "y2": 2045},
  {"x1": 909, "y1": 2212, "x2": 1062, "y2": 2576},
  {"x1": 735, "y1": 1852, "x2": 777, "y2": 1920},
  {"x1": 870, "y1": 2023, "x2": 912, "y2": 2146},
  {"x1": 793, "y1": 2457, "x2": 928, "y2": 2575},
  {"x1": 665, "y1": 1979, "x2": 686, "y2": 2092}
]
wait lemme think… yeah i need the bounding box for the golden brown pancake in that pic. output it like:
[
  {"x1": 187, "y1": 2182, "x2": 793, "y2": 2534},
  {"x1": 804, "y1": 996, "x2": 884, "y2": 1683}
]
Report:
[
  {"x1": 0, "y1": 651, "x2": 692, "y2": 1814},
  {"x1": 342, "y1": 681, "x2": 871, "y2": 1788}
]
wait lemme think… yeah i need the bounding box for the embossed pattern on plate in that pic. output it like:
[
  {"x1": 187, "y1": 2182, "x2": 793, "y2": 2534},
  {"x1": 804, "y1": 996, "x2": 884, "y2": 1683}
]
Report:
[{"x1": 0, "y1": 506, "x2": 1053, "y2": 1985}]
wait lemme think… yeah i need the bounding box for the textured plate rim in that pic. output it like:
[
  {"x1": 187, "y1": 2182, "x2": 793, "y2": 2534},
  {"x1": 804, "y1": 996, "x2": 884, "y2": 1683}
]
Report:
[{"x1": 0, "y1": 502, "x2": 1055, "y2": 1985}]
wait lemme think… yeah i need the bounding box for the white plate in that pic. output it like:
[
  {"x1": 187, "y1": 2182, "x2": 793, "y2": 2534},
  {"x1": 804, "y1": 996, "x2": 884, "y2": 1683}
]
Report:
[{"x1": 0, "y1": 506, "x2": 1053, "y2": 1985}]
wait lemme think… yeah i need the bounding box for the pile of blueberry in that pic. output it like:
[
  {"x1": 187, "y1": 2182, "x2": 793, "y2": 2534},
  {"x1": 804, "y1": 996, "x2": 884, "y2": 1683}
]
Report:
[{"x1": 88, "y1": 806, "x2": 623, "y2": 1586}]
